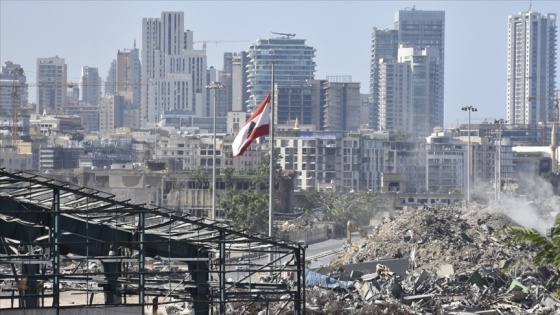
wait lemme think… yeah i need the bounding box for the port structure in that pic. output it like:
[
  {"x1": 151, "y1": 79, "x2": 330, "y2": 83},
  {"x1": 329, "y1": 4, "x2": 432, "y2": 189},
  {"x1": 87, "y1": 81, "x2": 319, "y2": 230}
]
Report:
[{"x1": 0, "y1": 168, "x2": 305, "y2": 315}]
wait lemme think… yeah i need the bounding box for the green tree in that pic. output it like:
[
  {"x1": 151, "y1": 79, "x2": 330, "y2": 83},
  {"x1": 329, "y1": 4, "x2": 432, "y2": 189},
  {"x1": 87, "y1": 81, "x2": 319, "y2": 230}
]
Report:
[
  {"x1": 309, "y1": 190, "x2": 379, "y2": 228},
  {"x1": 222, "y1": 190, "x2": 268, "y2": 233},
  {"x1": 498, "y1": 213, "x2": 560, "y2": 296},
  {"x1": 221, "y1": 166, "x2": 236, "y2": 189},
  {"x1": 218, "y1": 152, "x2": 281, "y2": 234},
  {"x1": 192, "y1": 167, "x2": 208, "y2": 189}
]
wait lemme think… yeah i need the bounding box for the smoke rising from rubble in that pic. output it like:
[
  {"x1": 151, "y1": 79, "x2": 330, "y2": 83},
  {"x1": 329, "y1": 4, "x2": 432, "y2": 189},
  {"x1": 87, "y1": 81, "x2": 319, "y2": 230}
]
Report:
[{"x1": 481, "y1": 172, "x2": 557, "y2": 235}]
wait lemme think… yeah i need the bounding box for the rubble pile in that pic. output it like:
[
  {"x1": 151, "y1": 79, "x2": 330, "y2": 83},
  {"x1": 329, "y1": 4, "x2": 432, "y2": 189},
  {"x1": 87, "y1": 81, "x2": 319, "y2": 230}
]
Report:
[
  {"x1": 302, "y1": 265, "x2": 560, "y2": 314},
  {"x1": 331, "y1": 205, "x2": 532, "y2": 273},
  {"x1": 300, "y1": 204, "x2": 560, "y2": 314}
]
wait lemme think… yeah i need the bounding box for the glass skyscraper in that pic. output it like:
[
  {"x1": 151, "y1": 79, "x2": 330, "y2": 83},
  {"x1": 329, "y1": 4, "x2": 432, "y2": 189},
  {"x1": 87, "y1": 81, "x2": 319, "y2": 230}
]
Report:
[{"x1": 246, "y1": 37, "x2": 316, "y2": 111}]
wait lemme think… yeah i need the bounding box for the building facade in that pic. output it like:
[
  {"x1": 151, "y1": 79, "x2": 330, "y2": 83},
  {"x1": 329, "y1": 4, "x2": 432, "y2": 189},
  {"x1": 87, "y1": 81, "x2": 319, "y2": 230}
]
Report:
[
  {"x1": 322, "y1": 79, "x2": 361, "y2": 132},
  {"x1": 370, "y1": 8, "x2": 445, "y2": 136},
  {"x1": 507, "y1": 11, "x2": 557, "y2": 126},
  {"x1": 36, "y1": 56, "x2": 67, "y2": 114},
  {"x1": 246, "y1": 36, "x2": 316, "y2": 110},
  {"x1": 99, "y1": 94, "x2": 125, "y2": 135},
  {"x1": 378, "y1": 45, "x2": 440, "y2": 136},
  {"x1": 116, "y1": 42, "x2": 142, "y2": 108},
  {"x1": 141, "y1": 12, "x2": 208, "y2": 127},
  {"x1": 0, "y1": 61, "x2": 28, "y2": 116},
  {"x1": 370, "y1": 29, "x2": 398, "y2": 130},
  {"x1": 80, "y1": 66, "x2": 102, "y2": 106}
]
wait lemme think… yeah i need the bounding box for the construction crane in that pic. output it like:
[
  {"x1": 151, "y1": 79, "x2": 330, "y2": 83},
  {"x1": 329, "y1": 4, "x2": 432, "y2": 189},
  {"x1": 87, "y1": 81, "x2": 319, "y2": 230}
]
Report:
[
  {"x1": 193, "y1": 40, "x2": 250, "y2": 50},
  {"x1": 11, "y1": 67, "x2": 23, "y2": 147},
  {"x1": 271, "y1": 32, "x2": 295, "y2": 38}
]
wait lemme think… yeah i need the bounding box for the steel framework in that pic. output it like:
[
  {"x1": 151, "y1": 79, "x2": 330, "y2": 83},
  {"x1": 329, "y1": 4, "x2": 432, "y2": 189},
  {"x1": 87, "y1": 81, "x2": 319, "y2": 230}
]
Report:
[{"x1": 0, "y1": 169, "x2": 305, "y2": 314}]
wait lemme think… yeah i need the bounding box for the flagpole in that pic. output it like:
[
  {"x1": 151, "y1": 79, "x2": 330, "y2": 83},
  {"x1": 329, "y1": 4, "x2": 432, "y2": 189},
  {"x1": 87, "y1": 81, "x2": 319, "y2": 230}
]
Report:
[{"x1": 269, "y1": 61, "x2": 275, "y2": 240}]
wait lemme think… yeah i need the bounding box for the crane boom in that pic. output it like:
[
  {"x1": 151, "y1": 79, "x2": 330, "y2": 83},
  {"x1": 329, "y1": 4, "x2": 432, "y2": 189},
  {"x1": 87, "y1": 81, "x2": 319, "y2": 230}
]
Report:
[
  {"x1": 271, "y1": 32, "x2": 296, "y2": 38},
  {"x1": 193, "y1": 40, "x2": 250, "y2": 50}
]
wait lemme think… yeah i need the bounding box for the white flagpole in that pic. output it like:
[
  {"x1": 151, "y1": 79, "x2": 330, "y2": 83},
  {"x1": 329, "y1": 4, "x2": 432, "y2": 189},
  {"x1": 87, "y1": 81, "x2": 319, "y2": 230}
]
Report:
[{"x1": 269, "y1": 61, "x2": 275, "y2": 240}]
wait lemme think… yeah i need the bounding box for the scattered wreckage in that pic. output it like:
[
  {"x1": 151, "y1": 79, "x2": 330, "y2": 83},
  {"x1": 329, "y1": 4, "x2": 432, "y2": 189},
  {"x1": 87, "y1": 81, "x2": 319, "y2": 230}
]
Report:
[{"x1": 301, "y1": 204, "x2": 560, "y2": 314}]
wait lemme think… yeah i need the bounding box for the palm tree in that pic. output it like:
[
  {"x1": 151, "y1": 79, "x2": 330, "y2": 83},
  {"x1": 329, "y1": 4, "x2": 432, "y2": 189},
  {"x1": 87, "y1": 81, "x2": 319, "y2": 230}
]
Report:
[{"x1": 498, "y1": 213, "x2": 560, "y2": 296}]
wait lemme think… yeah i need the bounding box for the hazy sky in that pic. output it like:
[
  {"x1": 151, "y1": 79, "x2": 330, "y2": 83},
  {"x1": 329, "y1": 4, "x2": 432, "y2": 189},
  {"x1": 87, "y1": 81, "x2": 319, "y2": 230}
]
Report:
[{"x1": 1, "y1": 0, "x2": 558, "y2": 128}]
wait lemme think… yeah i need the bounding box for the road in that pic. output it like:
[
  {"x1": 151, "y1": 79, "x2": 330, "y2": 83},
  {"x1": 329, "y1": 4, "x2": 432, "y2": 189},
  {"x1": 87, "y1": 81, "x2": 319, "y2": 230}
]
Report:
[{"x1": 224, "y1": 234, "x2": 363, "y2": 281}]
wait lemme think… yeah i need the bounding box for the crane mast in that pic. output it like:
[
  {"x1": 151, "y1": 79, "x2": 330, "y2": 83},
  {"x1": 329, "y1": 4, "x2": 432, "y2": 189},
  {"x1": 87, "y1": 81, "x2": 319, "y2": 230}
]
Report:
[{"x1": 11, "y1": 67, "x2": 22, "y2": 148}]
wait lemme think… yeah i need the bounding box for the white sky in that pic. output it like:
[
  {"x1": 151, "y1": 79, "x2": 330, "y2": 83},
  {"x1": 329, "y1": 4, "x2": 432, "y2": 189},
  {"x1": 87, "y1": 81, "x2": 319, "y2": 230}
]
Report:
[{"x1": 1, "y1": 0, "x2": 558, "y2": 128}]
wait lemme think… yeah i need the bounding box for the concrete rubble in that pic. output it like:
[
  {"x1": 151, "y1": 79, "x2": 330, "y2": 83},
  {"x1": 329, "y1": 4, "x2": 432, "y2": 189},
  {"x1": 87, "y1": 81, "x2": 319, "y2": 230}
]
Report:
[{"x1": 299, "y1": 204, "x2": 560, "y2": 315}]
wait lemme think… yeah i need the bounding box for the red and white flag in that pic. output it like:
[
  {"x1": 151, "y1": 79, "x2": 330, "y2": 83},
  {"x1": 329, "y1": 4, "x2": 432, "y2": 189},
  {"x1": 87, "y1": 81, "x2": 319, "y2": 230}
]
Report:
[{"x1": 232, "y1": 94, "x2": 271, "y2": 157}]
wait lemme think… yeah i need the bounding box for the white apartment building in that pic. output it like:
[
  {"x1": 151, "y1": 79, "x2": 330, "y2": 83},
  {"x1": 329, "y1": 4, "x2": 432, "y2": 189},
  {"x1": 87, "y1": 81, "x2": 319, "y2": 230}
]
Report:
[
  {"x1": 274, "y1": 131, "x2": 363, "y2": 192},
  {"x1": 99, "y1": 95, "x2": 125, "y2": 135},
  {"x1": 141, "y1": 12, "x2": 208, "y2": 127},
  {"x1": 425, "y1": 129, "x2": 466, "y2": 193},
  {"x1": 155, "y1": 133, "x2": 265, "y2": 174},
  {"x1": 37, "y1": 56, "x2": 67, "y2": 113},
  {"x1": 361, "y1": 131, "x2": 389, "y2": 192},
  {"x1": 378, "y1": 45, "x2": 440, "y2": 137},
  {"x1": 507, "y1": 11, "x2": 557, "y2": 126},
  {"x1": 273, "y1": 130, "x2": 426, "y2": 193},
  {"x1": 230, "y1": 53, "x2": 248, "y2": 112},
  {"x1": 0, "y1": 146, "x2": 32, "y2": 172},
  {"x1": 371, "y1": 8, "x2": 445, "y2": 134}
]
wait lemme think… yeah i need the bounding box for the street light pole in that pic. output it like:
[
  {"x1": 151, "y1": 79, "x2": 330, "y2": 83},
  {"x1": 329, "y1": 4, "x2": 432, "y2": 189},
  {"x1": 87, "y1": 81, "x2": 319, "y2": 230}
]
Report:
[
  {"x1": 206, "y1": 81, "x2": 224, "y2": 221},
  {"x1": 462, "y1": 105, "x2": 477, "y2": 208}
]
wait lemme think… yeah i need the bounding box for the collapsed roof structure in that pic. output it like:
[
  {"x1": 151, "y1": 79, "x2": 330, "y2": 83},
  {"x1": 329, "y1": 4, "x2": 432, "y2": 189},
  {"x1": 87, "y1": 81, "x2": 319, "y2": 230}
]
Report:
[{"x1": 0, "y1": 168, "x2": 306, "y2": 314}]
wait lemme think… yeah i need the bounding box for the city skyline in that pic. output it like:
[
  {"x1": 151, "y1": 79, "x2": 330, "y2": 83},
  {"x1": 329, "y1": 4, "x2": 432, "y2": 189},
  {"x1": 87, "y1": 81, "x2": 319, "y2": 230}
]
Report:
[{"x1": 1, "y1": 0, "x2": 558, "y2": 128}]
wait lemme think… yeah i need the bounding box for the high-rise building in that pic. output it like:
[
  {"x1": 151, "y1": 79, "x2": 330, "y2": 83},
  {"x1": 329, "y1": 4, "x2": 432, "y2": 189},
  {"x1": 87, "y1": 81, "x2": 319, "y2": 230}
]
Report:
[
  {"x1": 105, "y1": 59, "x2": 117, "y2": 96},
  {"x1": 222, "y1": 52, "x2": 251, "y2": 114},
  {"x1": 276, "y1": 81, "x2": 316, "y2": 127},
  {"x1": 80, "y1": 66, "x2": 102, "y2": 106},
  {"x1": 246, "y1": 36, "x2": 316, "y2": 110},
  {"x1": 141, "y1": 12, "x2": 208, "y2": 127},
  {"x1": 507, "y1": 11, "x2": 557, "y2": 126},
  {"x1": 322, "y1": 77, "x2": 361, "y2": 132},
  {"x1": 99, "y1": 94, "x2": 125, "y2": 135},
  {"x1": 370, "y1": 8, "x2": 445, "y2": 136},
  {"x1": 36, "y1": 56, "x2": 67, "y2": 114},
  {"x1": 369, "y1": 29, "x2": 398, "y2": 130},
  {"x1": 230, "y1": 52, "x2": 250, "y2": 112},
  {"x1": 0, "y1": 61, "x2": 28, "y2": 115},
  {"x1": 379, "y1": 45, "x2": 440, "y2": 136},
  {"x1": 116, "y1": 41, "x2": 141, "y2": 107}
]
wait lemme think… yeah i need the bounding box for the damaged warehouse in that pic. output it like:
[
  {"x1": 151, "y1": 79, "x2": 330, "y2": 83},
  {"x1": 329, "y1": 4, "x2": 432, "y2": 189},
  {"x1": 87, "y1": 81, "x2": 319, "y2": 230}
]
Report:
[{"x1": 0, "y1": 169, "x2": 306, "y2": 315}]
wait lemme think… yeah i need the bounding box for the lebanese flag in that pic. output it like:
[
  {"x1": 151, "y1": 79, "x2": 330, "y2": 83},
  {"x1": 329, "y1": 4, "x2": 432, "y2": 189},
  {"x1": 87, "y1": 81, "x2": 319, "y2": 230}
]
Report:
[{"x1": 232, "y1": 94, "x2": 271, "y2": 157}]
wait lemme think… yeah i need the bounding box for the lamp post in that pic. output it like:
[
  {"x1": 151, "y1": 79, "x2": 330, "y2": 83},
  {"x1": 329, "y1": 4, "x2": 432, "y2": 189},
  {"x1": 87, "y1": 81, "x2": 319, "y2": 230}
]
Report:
[
  {"x1": 461, "y1": 105, "x2": 477, "y2": 208},
  {"x1": 206, "y1": 81, "x2": 224, "y2": 221}
]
